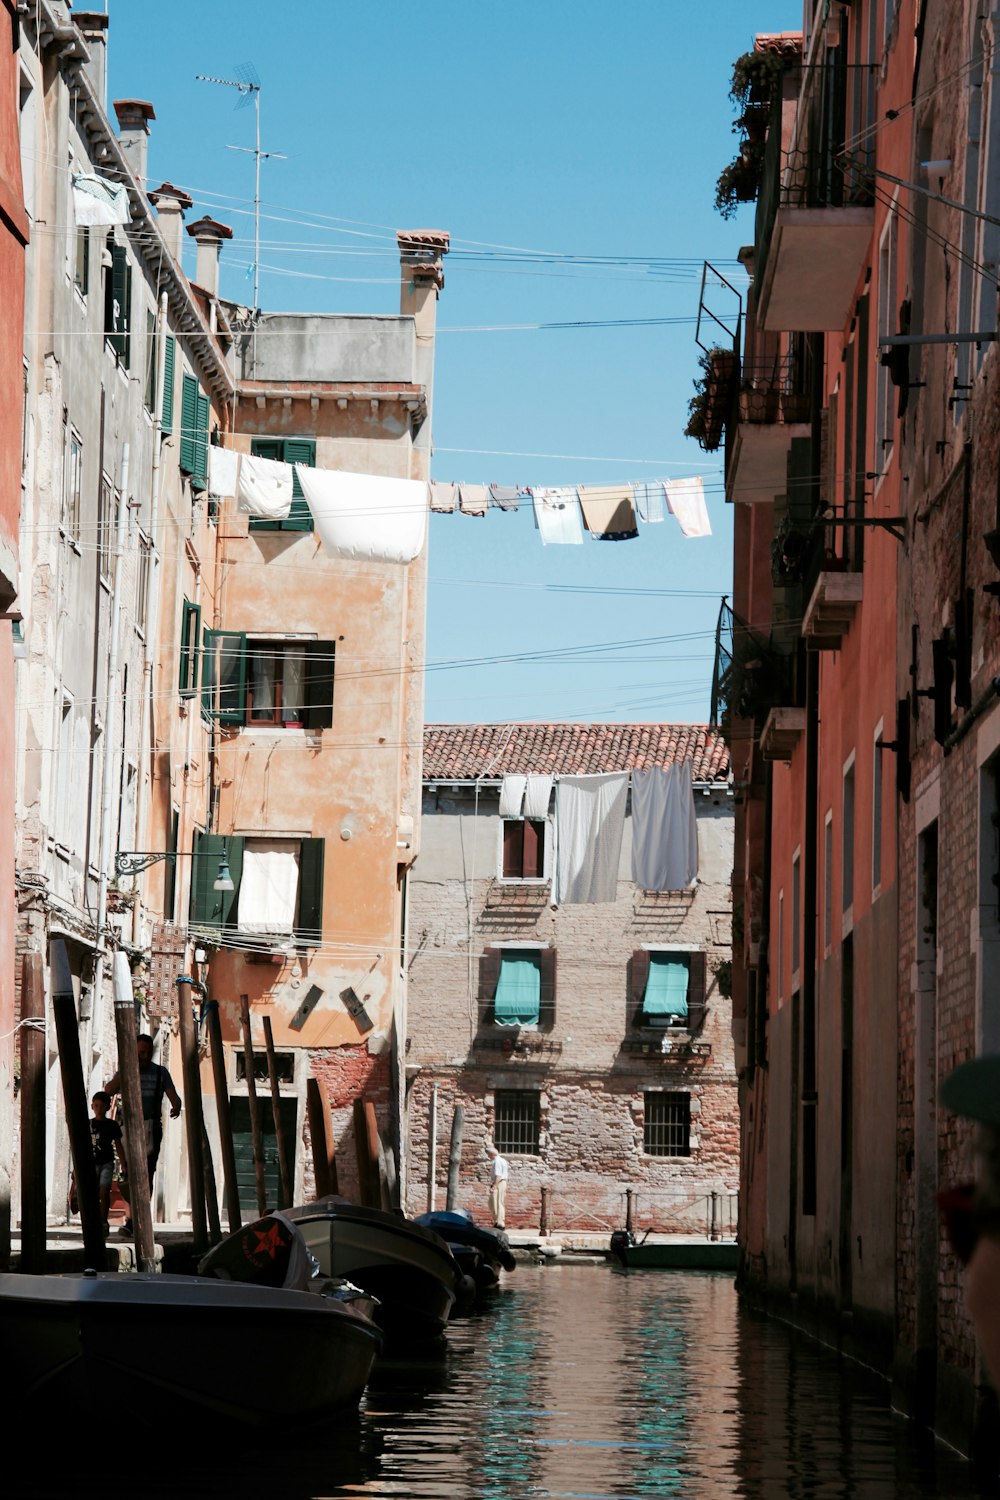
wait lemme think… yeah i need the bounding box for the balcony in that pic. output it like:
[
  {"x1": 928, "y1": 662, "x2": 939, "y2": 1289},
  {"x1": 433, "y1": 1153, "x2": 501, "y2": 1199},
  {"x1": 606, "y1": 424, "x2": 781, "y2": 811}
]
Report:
[
  {"x1": 802, "y1": 570, "x2": 863, "y2": 649},
  {"x1": 760, "y1": 706, "x2": 805, "y2": 761},
  {"x1": 726, "y1": 352, "x2": 812, "y2": 504},
  {"x1": 755, "y1": 57, "x2": 875, "y2": 332}
]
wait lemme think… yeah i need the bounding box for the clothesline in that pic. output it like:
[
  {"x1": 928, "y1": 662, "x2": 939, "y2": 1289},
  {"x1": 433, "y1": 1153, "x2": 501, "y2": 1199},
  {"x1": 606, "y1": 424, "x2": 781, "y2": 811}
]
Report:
[
  {"x1": 428, "y1": 478, "x2": 711, "y2": 540},
  {"x1": 208, "y1": 448, "x2": 711, "y2": 566}
]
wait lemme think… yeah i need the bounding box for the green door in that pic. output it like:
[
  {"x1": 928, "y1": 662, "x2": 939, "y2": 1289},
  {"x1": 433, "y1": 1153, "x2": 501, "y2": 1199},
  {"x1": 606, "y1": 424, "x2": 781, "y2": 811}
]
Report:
[{"x1": 230, "y1": 1096, "x2": 298, "y2": 1213}]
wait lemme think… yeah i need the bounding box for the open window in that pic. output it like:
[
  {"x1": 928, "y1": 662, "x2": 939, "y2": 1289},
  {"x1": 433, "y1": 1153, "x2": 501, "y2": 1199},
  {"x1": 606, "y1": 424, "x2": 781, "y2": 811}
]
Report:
[
  {"x1": 202, "y1": 632, "x2": 334, "y2": 729},
  {"x1": 189, "y1": 833, "x2": 324, "y2": 945},
  {"x1": 500, "y1": 818, "x2": 547, "y2": 881},
  {"x1": 628, "y1": 949, "x2": 707, "y2": 1030},
  {"x1": 479, "y1": 946, "x2": 556, "y2": 1031}
]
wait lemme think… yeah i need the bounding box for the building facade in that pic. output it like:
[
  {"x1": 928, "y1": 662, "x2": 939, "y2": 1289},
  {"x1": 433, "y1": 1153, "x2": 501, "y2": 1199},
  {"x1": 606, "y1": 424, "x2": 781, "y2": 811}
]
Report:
[
  {"x1": 405, "y1": 723, "x2": 738, "y2": 1235},
  {"x1": 720, "y1": 0, "x2": 1000, "y2": 1464}
]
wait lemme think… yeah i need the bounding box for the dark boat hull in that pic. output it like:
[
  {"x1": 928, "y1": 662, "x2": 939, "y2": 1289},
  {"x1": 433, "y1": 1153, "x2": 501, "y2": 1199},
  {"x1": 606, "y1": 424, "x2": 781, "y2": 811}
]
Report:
[
  {"x1": 0, "y1": 1271, "x2": 382, "y2": 1428},
  {"x1": 415, "y1": 1211, "x2": 516, "y2": 1298},
  {"x1": 286, "y1": 1198, "x2": 460, "y2": 1345}
]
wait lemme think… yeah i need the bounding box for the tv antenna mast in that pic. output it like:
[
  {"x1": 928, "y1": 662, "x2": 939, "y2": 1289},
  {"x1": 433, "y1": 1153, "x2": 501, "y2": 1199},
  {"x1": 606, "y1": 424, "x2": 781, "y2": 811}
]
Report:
[{"x1": 196, "y1": 63, "x2": 286, "y2": 316}]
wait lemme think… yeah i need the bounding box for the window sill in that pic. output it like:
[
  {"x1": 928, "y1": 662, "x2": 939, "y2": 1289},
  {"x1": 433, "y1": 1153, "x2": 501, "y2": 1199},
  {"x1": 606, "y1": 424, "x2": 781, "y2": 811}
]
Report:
[{"x1": 496, "y1": 876, "x2": 550, "y2": 887}]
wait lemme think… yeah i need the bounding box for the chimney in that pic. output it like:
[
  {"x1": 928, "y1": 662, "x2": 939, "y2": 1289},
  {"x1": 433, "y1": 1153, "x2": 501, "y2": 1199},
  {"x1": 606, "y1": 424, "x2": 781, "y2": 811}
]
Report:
[
  {"x1": 73, "y1": 12, "x2": 109, "y2": 108},
  {"x1": 148, "y1": 182, "x2": 193, "y2": 266},
  {"x1": 113, "y1": 99, "x2": 155, "y2": 188},
  {"x1": 396, "y1": 231, "x2": 450, "y2": 461},
  {"x1": 186, "y1": 216, "x2": 233, "y2": 299}
]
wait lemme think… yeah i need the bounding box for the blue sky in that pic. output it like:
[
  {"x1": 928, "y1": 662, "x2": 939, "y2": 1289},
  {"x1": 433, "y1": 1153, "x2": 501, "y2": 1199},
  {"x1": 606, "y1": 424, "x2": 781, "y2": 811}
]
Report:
[{"x1": 107, "y1": 0, "x2": 800, "y2": 725}]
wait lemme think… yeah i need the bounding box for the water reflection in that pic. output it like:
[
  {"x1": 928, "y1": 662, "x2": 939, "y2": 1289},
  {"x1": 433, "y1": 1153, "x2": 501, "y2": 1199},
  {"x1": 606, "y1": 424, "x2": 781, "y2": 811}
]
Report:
[{"x1": 16, "y1": 1267, "x2": 997, "y2": 1499}]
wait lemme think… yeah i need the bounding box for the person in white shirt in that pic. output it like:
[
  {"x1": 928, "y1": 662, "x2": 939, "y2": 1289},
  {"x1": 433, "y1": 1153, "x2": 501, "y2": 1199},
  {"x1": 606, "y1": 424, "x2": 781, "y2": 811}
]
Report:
[{"x1": 486, "y1": 1146, "x2": 510, "y2": 1229}]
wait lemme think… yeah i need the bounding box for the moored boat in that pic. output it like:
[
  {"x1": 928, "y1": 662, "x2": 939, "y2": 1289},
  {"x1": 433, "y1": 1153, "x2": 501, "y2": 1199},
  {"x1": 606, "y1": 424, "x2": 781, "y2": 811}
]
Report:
[
  {"x1": 285, "y1": 1196, "x2": 467, "y2": 1344},
  {"x1": 609, "y1": 1229, "x2": 739, "y2": 1270},
  {"x1": 414, "y1": 1209, "x2": 516, "y2": 1297}
]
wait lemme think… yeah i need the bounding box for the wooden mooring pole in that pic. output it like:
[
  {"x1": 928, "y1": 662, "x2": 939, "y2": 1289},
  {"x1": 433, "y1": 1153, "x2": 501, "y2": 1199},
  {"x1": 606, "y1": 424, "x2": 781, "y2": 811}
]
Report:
[
  {"x1": 445, "y1": 1104, "x2": 464, "y2": 1211},
  {"x1": 19, "y1": 952, "x2": 47, "y2": 1273},
  {"x1": 111, "y1": 952, "x2": 156, "y2": 1271},
  {"x1": 239, "y1": 997, "x2": 268, "y2": 1215},
  {"x1": 176, "y1": 977, "x2": 208, "y2": 1253},
  {"x1": 306, "y1": 1077, "x2": 337, "y2": 1198},
  {"x1": 262, "y1": 1015, "x2": 292, "y2": 1208},
  {"x1": 51, "y1": 939, "x2": 106, "y2": 1269},
  {"x1": 204, "y1": 1000, "x2": 241, "y2": 1234}
]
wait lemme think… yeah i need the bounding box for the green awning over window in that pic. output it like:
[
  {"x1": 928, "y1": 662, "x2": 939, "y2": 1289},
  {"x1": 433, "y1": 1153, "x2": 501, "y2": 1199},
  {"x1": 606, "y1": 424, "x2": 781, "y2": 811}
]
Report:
[
  {"x1": 643, "y1": 955, "x2": 689, "y2": 1018},
  {"x1": 495, "y1": 953, "x2": 541, "y2": 1026}
]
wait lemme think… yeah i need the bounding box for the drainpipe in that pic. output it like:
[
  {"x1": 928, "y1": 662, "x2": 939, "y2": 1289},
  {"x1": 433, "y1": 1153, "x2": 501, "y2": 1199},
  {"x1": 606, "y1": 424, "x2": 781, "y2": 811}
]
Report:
[
  {"x1": 93, "y1": 443, "x2": 131, "y2": 1056},
  {"x1": 132, "y1": 291, "x2": 168, "y2": 938}
]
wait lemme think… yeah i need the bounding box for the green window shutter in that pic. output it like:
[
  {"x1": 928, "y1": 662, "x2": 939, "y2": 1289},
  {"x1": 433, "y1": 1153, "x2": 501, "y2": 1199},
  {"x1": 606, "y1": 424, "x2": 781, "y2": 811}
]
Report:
[
  {"x1": 643, "y1": 955, "x2": 690, "y2": 1019},
  {"x1": 494, "y1": 953, "x2": 541, "y2": 1027},
  {"x1": 478, "y1": 947, "x2": 502, "y2": 1025},
  {"x1": 687, "y1": 951, "x2": 707, "y2": 1030},
  {"x1": 179, "y1": 600, "x2": 202, "y2": 695},
  {"x1": 180, "y1": 373, "x2": 198, "y2": 475},
  {"x1": 190, "y1": 834, "x2": 243, "y2": 929},
  {"x1": 202, "y1": 629, "x2": 247, "y2": 724},
  {"x1": 302, "y1": 640, "x2": 335, "y2": 730},
  {"x1": 539, "y1": 947, "x2": 557, "y2": 1030},
  {"x1": 283, "y1": 438, "x2": 316, "y2": 531},
  {"x1": 161, "y1": 336, "x2": 175, "y2": 435},
  {"x1": 194, "y1": 389, "x2": 210, "y2": 488},
  {"x1": 248, "y1": 438, "x2": 284, "y2": 531},
  {"x1": 297, "y1": 838, "x2": 325, "y2": 944}
]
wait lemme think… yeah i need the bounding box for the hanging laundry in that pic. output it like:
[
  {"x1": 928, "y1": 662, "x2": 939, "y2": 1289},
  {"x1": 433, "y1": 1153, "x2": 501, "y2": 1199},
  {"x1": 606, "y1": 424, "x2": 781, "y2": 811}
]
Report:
[
  {"x1": 532, "y1": 487, "x2": 584, "y2": 546},
  {"x1": 295, "y1": 466, "x2": 428, "y2": 563},
  {"x1": 666, "y1": 475, "x2": 712, "y2": 537},
  {"x1": 632, "y1": 480, "x2": 667, "y2": 525},
  {"x1": 499, "y1": 775, "x2": 528, "y2": 817},
  {"x1": 208, "y1": 446, "x2": 240, "y2": 499},
  {"x1": 554, "y1": 773, "x2": 629, "y2": 904},
  {"x1": 577, "y1": 485, "x2": 638, "y2": 540},
  {"x1": 458, "y1": 483, "x2": 489, "y2": 517},
  {"x1": 523, "y1": 774, "x2": 554, "y2": 819},
  {"x1": 430, "y1": 481, "x2": 458, "y2": 513},
  {"x1": 239, "y1": 452, "x2": 294, "y2": 520},
  {"x1": 631, "y1": 763, "x2": 699, "y2": 891},
  {"x1": 489, "y1": 485, "x2": 520, "y2": 512},
  {"x1": 72, "y1": 173, "x2": 130, "y2": 226}
]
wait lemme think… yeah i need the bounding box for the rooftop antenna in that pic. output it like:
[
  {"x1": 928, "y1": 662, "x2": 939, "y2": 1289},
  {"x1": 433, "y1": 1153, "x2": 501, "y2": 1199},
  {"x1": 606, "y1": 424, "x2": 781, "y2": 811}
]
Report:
[{"x1": 196, "y1": 63, "x2": 286, "y2": 318}]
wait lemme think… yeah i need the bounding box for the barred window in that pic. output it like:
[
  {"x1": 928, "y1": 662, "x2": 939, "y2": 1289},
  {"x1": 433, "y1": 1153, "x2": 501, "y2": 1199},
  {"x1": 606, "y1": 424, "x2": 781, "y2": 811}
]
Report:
[
  {"x1": 494, "y1": 1089, "x2": 540, "y2": 1155},
  {"x1": 643, "y1": 1091, "x2": 690, "y2": 1157}
]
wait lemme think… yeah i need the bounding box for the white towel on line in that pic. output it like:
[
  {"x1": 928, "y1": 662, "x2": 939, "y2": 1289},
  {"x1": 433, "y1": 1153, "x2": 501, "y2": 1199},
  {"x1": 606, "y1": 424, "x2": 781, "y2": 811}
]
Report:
[
  {"x1": 554, "y1": 773, "x2": 629, "y2": 904},
  {"x1": 238, "y1": 452, "x2": 294, "y2": 520},
  {"x1": 532, "y1": 487, "x2": 584, "y2": 546},
  {"x1": 666, "y1": 476, "x2": 712, "y2": 537}
]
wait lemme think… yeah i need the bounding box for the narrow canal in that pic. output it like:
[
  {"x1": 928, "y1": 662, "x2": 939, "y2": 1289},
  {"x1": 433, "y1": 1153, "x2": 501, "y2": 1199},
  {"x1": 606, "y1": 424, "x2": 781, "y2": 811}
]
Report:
[{"x1": 26, "y1": 1264, "x2": 997, "y2": 1500}]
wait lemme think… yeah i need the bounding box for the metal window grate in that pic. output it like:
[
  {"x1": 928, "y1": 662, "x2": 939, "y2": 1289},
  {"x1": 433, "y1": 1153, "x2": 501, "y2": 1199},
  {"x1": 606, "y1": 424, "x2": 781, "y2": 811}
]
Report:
[
  {"x1": 644, "y1": 1092, "x2": 690, "y2": 1157},
  {"x1": 494, "y1": 1089, "x2": 540, "y2": 1155}
]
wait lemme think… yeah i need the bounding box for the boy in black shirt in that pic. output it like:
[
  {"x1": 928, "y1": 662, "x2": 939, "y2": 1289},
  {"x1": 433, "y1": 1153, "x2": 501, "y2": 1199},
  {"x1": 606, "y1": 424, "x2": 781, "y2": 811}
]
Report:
[{"x1": 90, "y1": 1091, "x2": 126, "y2": 1232}]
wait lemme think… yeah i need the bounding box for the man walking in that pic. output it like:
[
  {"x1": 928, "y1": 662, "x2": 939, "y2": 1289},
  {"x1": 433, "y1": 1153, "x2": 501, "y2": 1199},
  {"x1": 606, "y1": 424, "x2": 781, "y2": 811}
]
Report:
[
  {"x1": 106, "y1": 1032, "x2": 181, "y2": 1232},
  {"x1": 487, "y1": 1145, "x2": 509, "y2": 1229}
]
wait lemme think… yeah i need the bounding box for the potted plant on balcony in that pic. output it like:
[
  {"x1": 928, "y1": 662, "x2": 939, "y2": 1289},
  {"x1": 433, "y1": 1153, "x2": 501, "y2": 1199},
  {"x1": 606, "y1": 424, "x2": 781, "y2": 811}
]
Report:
[
  {"x1": 714, "y1": 47, "x2": 792, "y2": 220},
  {"x1": 685, "y1": 346, "x2": 737, "y2": 452},
  {"x1": 714, "y1": 148, "x2": 764, "y2": 219}
]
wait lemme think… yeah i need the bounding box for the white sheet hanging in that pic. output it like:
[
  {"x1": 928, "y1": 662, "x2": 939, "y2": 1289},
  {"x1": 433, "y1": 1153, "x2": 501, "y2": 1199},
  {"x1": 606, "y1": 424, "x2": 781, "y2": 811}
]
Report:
[
  {"x1": 238, "y1": 452, "x2": 295, "y2": 520},
  {"x1": 238, "y1": 842, "x2": 300, "y2": 933},
  {"x1": 72, "y1": 173, "x2": 130, "y2": 226},
  {"x1": 631, "y1": 763, "x2": 699, "y2": 891},
  {"x1": 666, "y1": 476, "x2": 712, "y2": 537},
  {"x1": 499, "y1": 775, "x2": 528, "y2": 817},
  {"x1": 295, "y1": 466, "x2": 428, "y2": 563},
  {"x1": 208, "y1": 446, "x2": 240, "y2": 499},
  {"x1": 523, "y1": 774, "x2": 554, "y2": 819},
  {"x1": 554, "y1": 773, "x2": 629, "y2": 904}
]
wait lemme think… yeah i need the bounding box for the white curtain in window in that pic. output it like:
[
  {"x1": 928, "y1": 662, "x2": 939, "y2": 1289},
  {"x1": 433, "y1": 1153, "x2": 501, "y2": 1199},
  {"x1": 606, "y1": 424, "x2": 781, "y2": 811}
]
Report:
[
  {"x1": 250, "y1": 651, "x2": 275, "y2": 717},
  {"x1": 238, "y1": 842, "x2": 300, "y2": 933},
  {"x1": 282, "y1": 651, "x2": 304, "y2": 721}
]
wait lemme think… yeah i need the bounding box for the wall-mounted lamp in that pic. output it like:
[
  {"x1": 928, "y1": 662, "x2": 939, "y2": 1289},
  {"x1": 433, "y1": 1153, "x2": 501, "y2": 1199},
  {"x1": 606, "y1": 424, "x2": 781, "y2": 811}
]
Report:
[{"x1": 115, "y1": 844, "x2": 235, "y2": 892}]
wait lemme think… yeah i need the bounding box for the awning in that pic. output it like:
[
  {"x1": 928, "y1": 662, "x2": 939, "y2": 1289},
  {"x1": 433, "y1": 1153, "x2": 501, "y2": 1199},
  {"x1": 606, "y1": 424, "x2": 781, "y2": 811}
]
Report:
[
  {"x1": 494, "y1": 953, "x2": 541, "y2": 1026},
  {"x1": 642, "y1": 956, "x2": 689, "y2": 1018}
]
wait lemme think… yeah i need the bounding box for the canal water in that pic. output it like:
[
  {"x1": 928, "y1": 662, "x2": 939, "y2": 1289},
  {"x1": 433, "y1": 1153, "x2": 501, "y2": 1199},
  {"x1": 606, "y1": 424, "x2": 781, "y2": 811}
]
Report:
[{"x1": 22, "y1": 1264, "x2": 998, "y2": 1499}]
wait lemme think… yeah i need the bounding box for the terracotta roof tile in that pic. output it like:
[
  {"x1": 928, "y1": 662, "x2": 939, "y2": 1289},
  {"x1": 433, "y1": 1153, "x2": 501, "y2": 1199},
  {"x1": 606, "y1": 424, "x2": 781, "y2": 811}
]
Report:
[{"x1": 423, "y1": 723, "x2": 729, "y2": 783}]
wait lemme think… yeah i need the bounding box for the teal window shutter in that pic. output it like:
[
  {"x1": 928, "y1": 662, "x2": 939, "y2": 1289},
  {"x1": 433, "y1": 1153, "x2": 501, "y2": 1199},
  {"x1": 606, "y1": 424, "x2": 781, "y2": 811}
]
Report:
[
  {"x1": 194, "y1": 388, "x2": 210, "y2": 487},
  {"x1": 178, "y1": 600, "x2": 202, "y2": 696},
  {"x1": 202, "y1": 629, "x2": 247, "y2": 723},
  {"x1": 283, "y1": 437, "x2": 316, "y2": 531},
  {"x1": 302, "y1": 640, "x2": 335, "y2": 730},
  {"x1": 249, "y1": 437, "x2": 316, "y2": 531},
  {"x1": 494, "y1": 953, "x2": 542, "y2": 1027},
  {"x1": 161, "y1": 336, "x2": 175, "y2": 435},
  {"x1": 190, "y1": 833, "x2": 243, "y2": 929},
  {"x1": 297, "y1": 838, "x2": 325, "y2": 944},
  {"x1": 179, "y1": 373, "x2": 198, "y2": 475},
  {"x1": 642, "y1": 956, "x2": 690, "y2": 1019}
]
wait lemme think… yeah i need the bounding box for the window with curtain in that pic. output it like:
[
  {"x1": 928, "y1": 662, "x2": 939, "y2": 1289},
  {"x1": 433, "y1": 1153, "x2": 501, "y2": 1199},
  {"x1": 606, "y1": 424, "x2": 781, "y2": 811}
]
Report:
[
  {"x1": 628, "y1": 950, "x2": 706, "y2": 1030},
  {"x1": 248, "y1": 641, "x2": 307, "y2": 725}
]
